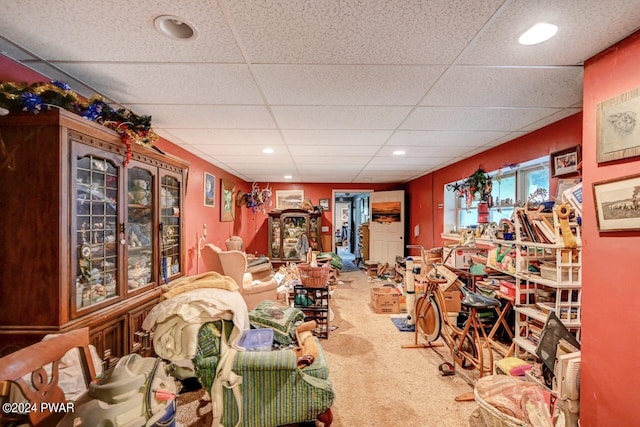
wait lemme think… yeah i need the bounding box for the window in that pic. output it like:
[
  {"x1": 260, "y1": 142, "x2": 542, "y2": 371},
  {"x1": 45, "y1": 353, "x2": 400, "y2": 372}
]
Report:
[{"x1": 444, "y1": 157, "x2": 550, "y2": 232}]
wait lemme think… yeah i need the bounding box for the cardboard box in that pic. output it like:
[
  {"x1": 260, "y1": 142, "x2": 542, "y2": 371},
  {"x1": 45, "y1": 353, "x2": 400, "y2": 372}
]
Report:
[
  {"x1": 370, "y1": 286, "x2": 400, "y2": 314},
  {"x1": 443, "y1": 291, "x2": 462, "y2": 313},
  {"x1": 443, "y1": 247, "x2": 484, "y2": 269}
]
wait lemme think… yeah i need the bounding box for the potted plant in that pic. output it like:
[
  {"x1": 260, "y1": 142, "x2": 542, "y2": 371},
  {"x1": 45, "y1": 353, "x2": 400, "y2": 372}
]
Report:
[{"x1": 464, "y1": 168, "x2": 493, "y2": 209}]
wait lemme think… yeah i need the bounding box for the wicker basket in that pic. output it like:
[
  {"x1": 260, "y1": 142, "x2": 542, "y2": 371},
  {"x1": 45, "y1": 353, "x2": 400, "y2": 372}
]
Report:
[
  {"x1": 297, "y1": 263, "x2": 330, "y2": 288},
  {"x1": 474, "y1": 387, "x2": 528, "y2": 427}
]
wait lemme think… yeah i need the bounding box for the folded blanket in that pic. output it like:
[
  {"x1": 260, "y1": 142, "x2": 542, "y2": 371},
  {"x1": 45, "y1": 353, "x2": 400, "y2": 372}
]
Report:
[
  {"x1": 160, "y1": 271, "x2": 238, "y2": 300},
  {"x1": 142, "y1": 288, "x2": 249, "y2": 361}
]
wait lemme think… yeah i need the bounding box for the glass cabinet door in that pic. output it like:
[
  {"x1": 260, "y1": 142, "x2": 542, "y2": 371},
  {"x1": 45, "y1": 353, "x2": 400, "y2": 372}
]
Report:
[
  {"x1": 282, "y1": 214, "x2": 309, "y2": 261},
  {"x1": 160, "y1": 173, "x2": 182, "y2": 283},
  {"x1": 74, "y1": 153, "x2": 120, "y2": 312},
  {"x1": 270, "y1": 216, "x2": 281, "y2": 258},
  {"x1": 127, "y1": 164, "x2": 155, "y2": 291}
]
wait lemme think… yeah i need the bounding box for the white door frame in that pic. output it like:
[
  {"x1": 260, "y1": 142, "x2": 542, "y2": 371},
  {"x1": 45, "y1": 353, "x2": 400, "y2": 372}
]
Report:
[{"x1": 331, "y1": 189, "x2": 373, "y2": 252}]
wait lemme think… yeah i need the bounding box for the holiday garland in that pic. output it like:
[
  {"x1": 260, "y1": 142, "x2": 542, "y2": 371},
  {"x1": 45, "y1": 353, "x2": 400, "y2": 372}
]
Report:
[{"x1": 0, "y1": 81, "x2": 158, "y2": 164}]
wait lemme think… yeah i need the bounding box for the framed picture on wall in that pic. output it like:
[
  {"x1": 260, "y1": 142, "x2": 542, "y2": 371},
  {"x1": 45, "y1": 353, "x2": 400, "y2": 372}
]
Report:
[
  {"x1": 319, "y1": 198, "x2": 330, "y2": 211},
  {"x1": 593, "y1": 173, "x2": 640, "y2": 232},
  {"x1": 550, "y1": 146, "x2": 580, "y2": 177},
  {"x1": 340, "y1": 207, "x2": 349, "y2": 222},
  {"x1": 204, "y1": 172, "x2": 215, "y2": 207},
  {"x1": 276, "y1": 190, "x2": 304, "y2": 210},
  {"x1": 221, "y1": 179, "x2": 236, "y2": 222},
  {"x1": 593, "y1": 175, "x2": 640, "y2": 231},
  {"x1": 596, "y1": 86, "x2": 640, "y2": 163}
]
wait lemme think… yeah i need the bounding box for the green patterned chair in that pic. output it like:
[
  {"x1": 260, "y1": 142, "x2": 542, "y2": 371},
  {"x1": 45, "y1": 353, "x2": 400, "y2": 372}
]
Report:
[{"x1": 193, "y1": 319, "x2": 334, "y2": 427}]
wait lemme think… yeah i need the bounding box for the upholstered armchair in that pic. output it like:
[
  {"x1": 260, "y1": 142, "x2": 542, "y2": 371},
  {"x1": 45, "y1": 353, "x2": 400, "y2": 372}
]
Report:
[
  {"x1": 201, "y1": 244, "x2": 277, "y2": 310},
  {"x1": 193, "y1": 319, "x2": 334, "y2": 427},
  {"x1": 225, "y1": 236, "x2": 273, "y2": 282}
]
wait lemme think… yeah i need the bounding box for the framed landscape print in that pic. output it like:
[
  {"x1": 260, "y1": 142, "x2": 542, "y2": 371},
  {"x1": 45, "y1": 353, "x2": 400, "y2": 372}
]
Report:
[
  {"x1": 596, "y1": 86, "x2": 640, "y2": 163},
  {"x1": 593, "y1": 173, "x2": 640, "y2": 232},
  {"x1": 276, "y1": 190, "x2": 304, "y2": 210}
]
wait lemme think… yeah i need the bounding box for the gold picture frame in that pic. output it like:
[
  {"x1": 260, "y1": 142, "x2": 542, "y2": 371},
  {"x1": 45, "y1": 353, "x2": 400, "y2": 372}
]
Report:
[{"x1": 596, "y1": 86, "x2": 640, "y2": 164}]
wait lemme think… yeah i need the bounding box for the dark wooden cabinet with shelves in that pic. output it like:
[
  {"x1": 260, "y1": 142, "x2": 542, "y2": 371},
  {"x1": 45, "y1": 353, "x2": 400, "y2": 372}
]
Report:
[
  {"x1": 0, "y1": 108, "x2": 187, "y2": 361},
  {"x1": 268, "y1": 209, "x2": 322, "y2": 263}
]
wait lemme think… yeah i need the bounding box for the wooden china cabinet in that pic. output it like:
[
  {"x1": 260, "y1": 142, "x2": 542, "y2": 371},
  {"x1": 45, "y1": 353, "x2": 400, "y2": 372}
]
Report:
[
  {"x1": 268, "y1": 209, "x2": 323, "y2": 263},
  {"x1": 0, "y1": 108, "x2": 188, "y2": 368}
]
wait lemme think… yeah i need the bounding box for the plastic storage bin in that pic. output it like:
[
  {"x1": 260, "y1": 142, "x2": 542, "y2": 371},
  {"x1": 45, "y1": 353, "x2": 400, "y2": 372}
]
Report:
[{"x1": 238, "y1": 328, "x2": 274, "y2": 351}]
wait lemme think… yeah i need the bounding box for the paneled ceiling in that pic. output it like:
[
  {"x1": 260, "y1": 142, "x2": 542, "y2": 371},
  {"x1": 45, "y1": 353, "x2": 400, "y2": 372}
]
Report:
[{"x1": 1, "y1": 1, "x2": 639, "y2": 183}]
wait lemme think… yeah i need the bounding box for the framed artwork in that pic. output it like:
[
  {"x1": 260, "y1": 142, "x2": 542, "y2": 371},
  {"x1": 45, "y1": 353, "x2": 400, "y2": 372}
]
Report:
[
  {"x1": 221, "y1": 179, "x2": 236, "y2": 222},
  {"x1": 593, "y1": 173, "x2": 640, "y2": 232},
  {"x1": 596, "y1": 86, "x2": 640, "y2": 164},
  {"x1": 276, "y1": 190, "x2": 304, "y2": 210},
  {"x1": 340, "y1": 207, "x2": 349, "y2": 222},
  {"x1": 319, "y1": 198, "x2": 330, "y2": 211},
  {"x1": 204, "y1": 172, "x2": 215, "y2": 207},
  {"x1": 556, "y1": 178, "x2": 582, "y2": 200},
  {"x1": 550, "y1": 146, "x2": 580, "y2": 177},
  {"x1": 371, "y1": 201, "x2": 401, "y2": 223}
]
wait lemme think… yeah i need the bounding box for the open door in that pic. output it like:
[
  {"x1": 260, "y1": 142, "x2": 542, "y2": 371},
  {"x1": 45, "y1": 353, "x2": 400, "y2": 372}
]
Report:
[{"x1": 369, "y1": 190, "x2": 405, "y2": 265}]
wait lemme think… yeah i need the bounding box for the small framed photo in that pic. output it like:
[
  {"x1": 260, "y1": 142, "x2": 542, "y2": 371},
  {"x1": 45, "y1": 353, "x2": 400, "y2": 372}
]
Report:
[
  {"x1": 204, "y1": 172, "x2": 215, "y2": 207},
  {"x1": 593, "y1": 173, "x2": 640, "y2": 232},
  {"x1": 596, "y1": 86, "x2": 640, "y2": 164},
  {"x1": 319, "y1": 198, "x2": 330, "y2": 211},
  {"x1": 550, "y1": 146, "x2": 580, "y2": 177}
]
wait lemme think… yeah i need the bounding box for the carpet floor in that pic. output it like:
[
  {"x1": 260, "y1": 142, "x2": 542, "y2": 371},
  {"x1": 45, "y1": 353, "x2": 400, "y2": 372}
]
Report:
[{"x1": 176, "y1": 270, "x2": 489, "y2": 427}]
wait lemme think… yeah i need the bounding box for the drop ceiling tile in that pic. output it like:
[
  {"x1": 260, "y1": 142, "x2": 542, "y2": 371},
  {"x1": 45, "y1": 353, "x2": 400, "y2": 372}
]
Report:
[
  {"x1": 519, "y1": 108, "x2": 582, "y2": 132},
  {"x1": 0, "y1": 0, "x2": 243, "y2": 62},
  {"x1": 368, "y1": 156, "x2": 446, "y2": 166},
  {"x1": 289, "y1": 145, "x2": 379, "y2": 156},
  {"x1": 0, "y1": 36, "x2": 36, "y2": 61},
  {"x1": 401, "y1": 106, "x2": 561, "y2": 132},
  {"x1": 388, "y1": 130, "x2": 508, "y2": 147},
  {"x1": 162, "y1": 129, "x2": 284, "y2": 146},
  {"x1": 19, "y1": 61, "x2": 98, "y2": 98},
  {"x1": 293, "y1": 163, "x2": 367, "y2": 172},
  {"x1": 193, "y1": 145, "x2": 292, "y2": 158},
  {"x1": 254, "y1": 64, "x2": 446, "y2": 105},
  {"x1": 52, "y1": 63, "x2": 262, "y2": 104},
  {"x1": 212, "y1": 155, "x2": 294, "y2": 166},
  {"x1": 376, "y1": 146, "x2": 481, "y2": 158},
  {"x1": 126, "y1": 105, "x2": 276, "y2": 129},
  {"x1": 281, "y1": 130, "x2": 392, "y2": 146},
  {"x1": 421, "y1": 66, "x2": 583, "y2": 108},
  {"x1": 227, "y1": 0, "x2": 503, "y2": 64},
  {"x1": 272, "y1": 106, "x2": 412, "y2": 129},
  {"x1": 457, "y1": 0, "x2": 640, "y2": 66},
  {"x1": 295, "y1": 157, "x2": 370, "y2": 167}
]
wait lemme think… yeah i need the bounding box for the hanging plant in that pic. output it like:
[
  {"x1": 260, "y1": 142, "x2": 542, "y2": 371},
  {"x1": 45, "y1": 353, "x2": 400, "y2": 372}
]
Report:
[{"x1": 464, "y1": 168, "x2": 493, "y2": 205}]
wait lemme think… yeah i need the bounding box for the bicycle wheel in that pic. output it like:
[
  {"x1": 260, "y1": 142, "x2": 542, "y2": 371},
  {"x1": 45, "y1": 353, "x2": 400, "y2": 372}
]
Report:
[
  {"x1": 453, "y1": 334, "x2": 478, "y2": 370},
  {"x1": 415, "y1": 295, "x2": 441, "y2": 342}
]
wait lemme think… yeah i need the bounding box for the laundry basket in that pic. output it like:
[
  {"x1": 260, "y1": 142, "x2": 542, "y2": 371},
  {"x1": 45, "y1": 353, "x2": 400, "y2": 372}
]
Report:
[
  {"x1": 297, "y1": 263, "x2": 330, "y2": 288},
  {"x1": 473, "y1": 387, "x2": 528, "y2": 427}
]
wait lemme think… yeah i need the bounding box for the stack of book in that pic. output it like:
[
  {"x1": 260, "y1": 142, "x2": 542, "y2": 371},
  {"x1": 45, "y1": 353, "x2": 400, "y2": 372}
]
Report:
[{"x1": 515, "y1": 208, "x2": 556, "y2": 244}]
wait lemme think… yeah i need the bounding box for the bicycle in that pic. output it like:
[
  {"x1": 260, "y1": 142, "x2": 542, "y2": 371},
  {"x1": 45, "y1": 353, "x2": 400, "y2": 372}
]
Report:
[{"x1": 402, "y1": 244, "x2": 501, "y2": 383}]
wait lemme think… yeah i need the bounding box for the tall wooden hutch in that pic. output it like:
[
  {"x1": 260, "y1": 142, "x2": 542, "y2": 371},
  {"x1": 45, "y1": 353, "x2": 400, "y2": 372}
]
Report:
[
  {"x1": 0, "y1": 108, "x2": 188, "y2": 368},
  {"x1": 268, "y1": 209, "x2": 323, "y2": 262}
]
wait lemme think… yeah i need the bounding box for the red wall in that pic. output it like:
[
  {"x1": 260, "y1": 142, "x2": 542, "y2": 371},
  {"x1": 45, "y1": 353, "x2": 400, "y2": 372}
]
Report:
[
  {"x1": 406, "y1": 113, "x2": 583, "y2": 249},
  {"x1": 580, "y1": 32, "x2": 640, "y2": 425}
]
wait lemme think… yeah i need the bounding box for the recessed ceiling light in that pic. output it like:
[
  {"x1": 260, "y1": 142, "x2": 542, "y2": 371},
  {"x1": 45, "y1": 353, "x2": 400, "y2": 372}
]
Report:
[
  {"x1": 518, "y1": 22, "x2": 558, "y2": 45},
  {"x1": 262, "y1": 148, "x2": 274, "y2": 154},
  {"x1": 284, "y1": 175, "x2": 293, "y2": 179},
  {"x1": 154, "y1": 15, "x2": 198, "y2": 41},
  {"x1": 393, "y1": 150, "x2": 406, "y2": 156}
]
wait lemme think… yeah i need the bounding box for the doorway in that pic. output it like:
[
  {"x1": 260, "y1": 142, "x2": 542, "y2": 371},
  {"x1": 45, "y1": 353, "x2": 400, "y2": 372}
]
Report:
[{"x1": 332, "y1": 190, "x2": 372, "y2": 268}]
